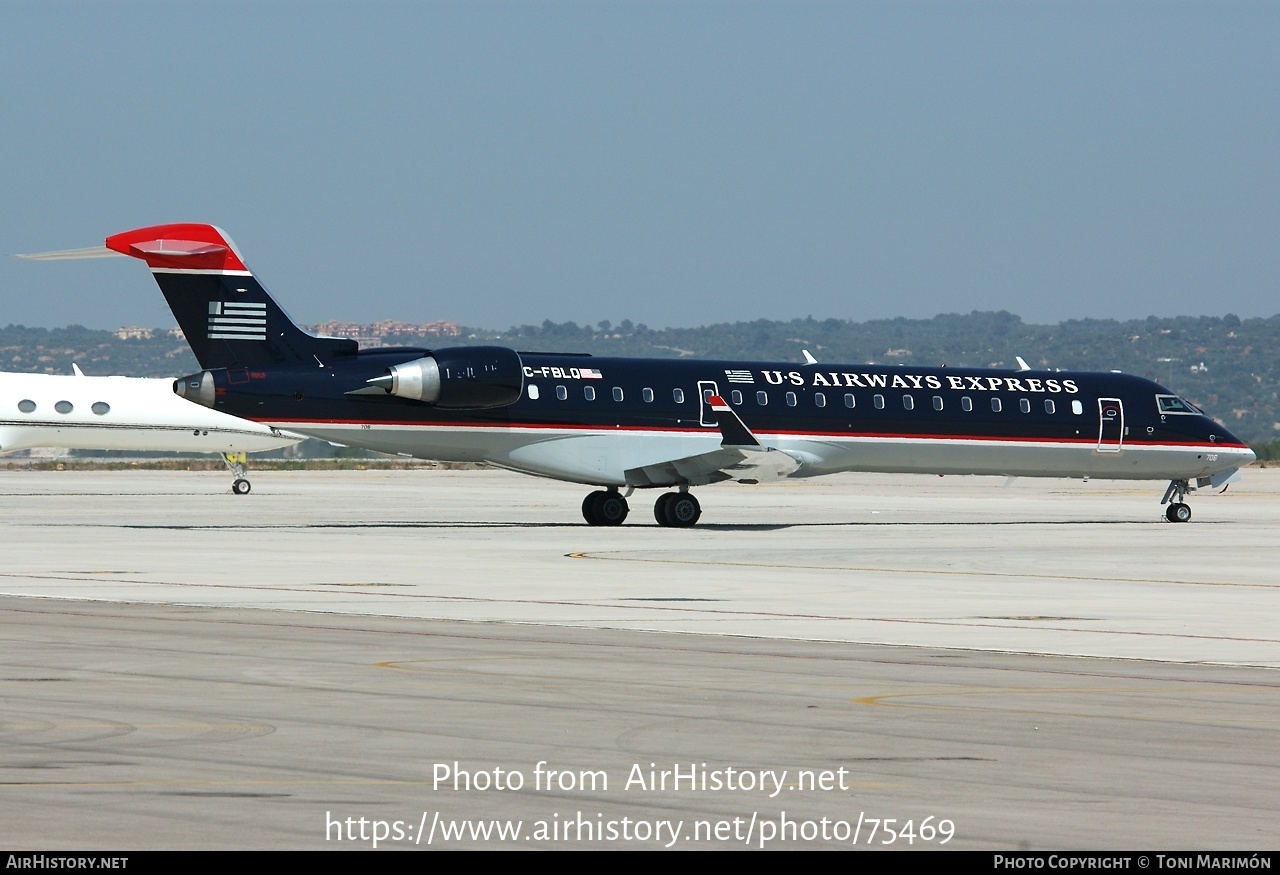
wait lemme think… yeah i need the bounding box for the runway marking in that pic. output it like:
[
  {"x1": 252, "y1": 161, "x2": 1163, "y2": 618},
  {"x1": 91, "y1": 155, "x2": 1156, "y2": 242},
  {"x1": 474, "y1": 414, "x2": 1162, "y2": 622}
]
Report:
[
  {"x1": 0, "y1": 778, "x2": 432, "y2": 788},
  {"x1": 566, "y1": 551, "x2": 1280, "y2": 590},
  {"x1": 855, "y1": 687, "x2": 1280, "y2": 723},
  {"x1": 3, "y1": 572, "x2": 1280, "y2": 647},
  {"x1": 7, "y1": 600, "x2": 1280, "y2": 689}
]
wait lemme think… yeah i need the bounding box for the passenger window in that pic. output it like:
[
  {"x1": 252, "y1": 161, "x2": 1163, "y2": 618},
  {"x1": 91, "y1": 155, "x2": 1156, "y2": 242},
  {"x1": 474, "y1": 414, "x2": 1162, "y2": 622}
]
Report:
[
  {"x1": 932, "y1": 396, "x2": 943, "y2": 411},
  {"x1": 555, "y1": 386, "x2": 567, "y2": 401},
  {"x1": 673, "y1": 388, "x2": 684, "y2": 404},
  {"x1": 1071, "y1": 400, "x2": 1083, "y2": 415},
  {"x1": 961, "y1": 396, "x2": 973, "y2": 412},
  {"x1": 902, "y1": 395, "x2": 914, "y2": 411},
  {"x1": 55, "y1": 400, "x2": 73, "y2": 414},
  {"x1": 756, "y1": 391, "x2": 768, "y2": 406},
  {"x1": 991, "y1": 398, "x2": 1002, "y2": 413},
  {"x1": 528, "y1": 385, "x2": 540, "y2": 400},
  {"x1": 786, "y1": 392, "x2": 797, "y2": 407},
  {"x1": 18, "y1": 399, "x2": 36, "y2": 413},
  {"x1": 814, "y1": 392, "x2": 826, "y2": 408},
  {"x1": 873, "y1": 394, "x2": 885, "y2": 410},
  {"x1": 584, "y1": 386, "x2": 596, "y2": 401},
  {"x1": 731, "y1": 390, "x2": 743, "y2": 405},
  {"x1": 613, "y1": 387, "x2": 624, "y2": 402},
  {"x1": 844, "y1": 393, "x2": 855, "y2": 409},
  {"x1": 1044, "y1": 399, "x2": 1055, "y2": 414},
  {"x1": 1019, "y1": 398, "x2": 1031, "y2": 413},
  {"x1": 642, "y1": 388, "x2": 654, "y2": 403}
]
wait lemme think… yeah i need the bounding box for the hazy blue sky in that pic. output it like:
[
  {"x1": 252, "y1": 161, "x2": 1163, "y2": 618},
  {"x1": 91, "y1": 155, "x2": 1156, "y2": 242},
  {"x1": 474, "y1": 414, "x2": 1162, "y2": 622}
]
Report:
[{"x1": 3, "y1": 1, "x2": 1277, "y2": 332}]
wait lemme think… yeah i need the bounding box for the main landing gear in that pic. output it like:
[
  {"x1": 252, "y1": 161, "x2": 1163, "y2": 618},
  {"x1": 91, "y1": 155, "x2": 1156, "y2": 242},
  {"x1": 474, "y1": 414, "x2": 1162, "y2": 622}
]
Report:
[
  {"x1": 223, "y1": 452, "x2": 252, "y2": 495},
  {"x1": 580, "y1": 488, "x2": 702, "y2": 528},
  {"x1": 1161, "y1": 479, "x2": 1192, "y2": 523},
  {"x1": 582, "y1": 489, "x2": 629, "y2": 526},
  {"x1": 654, "y1": 491, "x2": 701, "y2": 528}
]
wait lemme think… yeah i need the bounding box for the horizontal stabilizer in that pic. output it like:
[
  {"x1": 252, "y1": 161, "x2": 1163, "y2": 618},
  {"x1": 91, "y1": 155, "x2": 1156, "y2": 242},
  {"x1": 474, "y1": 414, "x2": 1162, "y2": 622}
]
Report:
[{"x1": 15, "y1": 246, "x2": 124, "y2": 261}]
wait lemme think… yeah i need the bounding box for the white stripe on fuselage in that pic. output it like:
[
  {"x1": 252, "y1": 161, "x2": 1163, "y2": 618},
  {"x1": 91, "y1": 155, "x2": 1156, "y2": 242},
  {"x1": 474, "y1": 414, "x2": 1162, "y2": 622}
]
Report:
[{"x1": 263, "y1": 420, "x2": 1247, "y2": 486}]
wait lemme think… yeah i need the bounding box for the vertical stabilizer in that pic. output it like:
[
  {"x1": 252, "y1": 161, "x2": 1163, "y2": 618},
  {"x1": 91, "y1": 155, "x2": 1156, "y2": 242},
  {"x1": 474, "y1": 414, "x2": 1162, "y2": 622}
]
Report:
[{"x1": 106, "y1": 224, "x2": 356, "y2": 369}]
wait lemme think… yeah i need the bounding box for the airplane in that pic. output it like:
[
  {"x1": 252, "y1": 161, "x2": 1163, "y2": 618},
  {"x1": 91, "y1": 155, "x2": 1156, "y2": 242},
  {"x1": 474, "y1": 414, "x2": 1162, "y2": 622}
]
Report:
[
  {"x1": 32, "y1": 222, "x2": 1256, "y2": 525},
  {"x1": 0, "y1": 364, "x2": 299, "y2": 493}
]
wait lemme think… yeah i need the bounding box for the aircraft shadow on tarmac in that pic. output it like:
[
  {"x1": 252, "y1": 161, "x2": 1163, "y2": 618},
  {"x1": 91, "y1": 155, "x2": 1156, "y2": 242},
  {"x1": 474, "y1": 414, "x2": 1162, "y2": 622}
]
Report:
[{"x1": 84, "y1": 518, "x2": 1223, "y2": 533}]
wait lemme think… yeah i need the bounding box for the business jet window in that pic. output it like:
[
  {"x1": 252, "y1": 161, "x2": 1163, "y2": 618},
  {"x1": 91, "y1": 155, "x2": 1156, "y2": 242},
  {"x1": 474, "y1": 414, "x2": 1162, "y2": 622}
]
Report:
[
  {"x1": 673, "y1": 388, "x2": 684, "y2": 404},
  {"x1": 1157, "y1": 395, "x2": 1199, "y2": 415},
  {"x1": 642, "y1": 388, "x2": 654, "y2": 403},
  {"x1": 1044, "y1": 399, "x2": 1056, "y2": 414},
  {"x1": 961, "y1": 396, "x2": 973, "y2": 412},
  {"x1": 528, "y1": 385, "x2": 540, "y2": 400},
  {"x1": 873, "y1": 394, "x2": 885, "y2": 410},
  {"x1": 55, "y1": 400, "x2": 73, "y2": 414},
  {"x1": 786, "y1": 392, "x2": 797, "y2": 407},
  {"x1": 814, "y1": 392, "x2": 826, "y2": 408},
  {"x1": 932, "y1": 395, "x2": 944, "y2": 411},
  {"x1": 1071, "y1": 400, "x2": 1084, "y2": 415},
  {"x1": 844, "y1": 393, "x2": 855, "y2": 409},
  {"x1": 17, "y1": 399, "x2": 36, "y2": 413},
  {"x1": 613, "y1": 387, "x2": 624, "y2": 402},
  {"x1": 731, "y1": 390, "x2": 743, "y2": 405},
  {"x1": 991, "y1": 398, "x2": 1002, "y2": 413},
  {"x1": 756, "y1": 391, "x2": 768, "y2": 406},
  {"x1": 584, "y1": 386, "x2": 596, "y2": 401},
  {"x1": 556, "y1": 385, "x2": 568, "y2": 401},
  {"x1": 902, "y1": 395, "x2": 914, "y2": 411},
  {"x1": 1019, "y1": 398, "x2": 1031, "y2": 414},
  {"x1": 91, "y1": 402, "x2": 110, "y2": 415}
]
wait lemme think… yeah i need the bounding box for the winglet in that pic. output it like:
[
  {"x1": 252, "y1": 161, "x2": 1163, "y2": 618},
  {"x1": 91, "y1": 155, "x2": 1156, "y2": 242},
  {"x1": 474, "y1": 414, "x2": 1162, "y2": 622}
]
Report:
[
  {"x1": 105, "y1": 223, "x2": 248, "y2": 272},
  {"x1": 707, "y1": 395, "x2": 761, "y2": 447}
]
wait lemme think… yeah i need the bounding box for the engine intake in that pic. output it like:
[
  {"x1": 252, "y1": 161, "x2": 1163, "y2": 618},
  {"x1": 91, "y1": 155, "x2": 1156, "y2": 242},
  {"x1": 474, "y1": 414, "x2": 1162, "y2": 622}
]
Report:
[{"x1": 367, "y1": 347, "x2": 523, "y2": 409}]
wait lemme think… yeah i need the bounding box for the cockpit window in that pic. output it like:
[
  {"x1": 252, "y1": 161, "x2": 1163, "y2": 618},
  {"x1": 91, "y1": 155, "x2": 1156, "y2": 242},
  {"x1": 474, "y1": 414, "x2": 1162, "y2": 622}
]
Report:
[{"x1": 1156, "y1": 395, "x2": 1199, "y2": 415}]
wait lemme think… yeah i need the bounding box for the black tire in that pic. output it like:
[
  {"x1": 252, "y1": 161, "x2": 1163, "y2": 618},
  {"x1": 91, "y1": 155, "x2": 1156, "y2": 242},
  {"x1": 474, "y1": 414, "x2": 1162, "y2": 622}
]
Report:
[
  {"x1": 1166, "y1": 502, "x2": 1192, "y2": 523},
  {"x1": 233, "y1": 479, "x2": 251, "y2": 495},
  {"x1": 582, "y1": 490, "x2": 608, "y2": 525},
  {"x1": 597, "y1": 492, "x2": 629, "y2": 526},
  {"x1": 665, "y1": 493, "x2": 701, "y2": 528},
  {"x1": 654, "y1": 493, "x2": 675, "y2": 526}
]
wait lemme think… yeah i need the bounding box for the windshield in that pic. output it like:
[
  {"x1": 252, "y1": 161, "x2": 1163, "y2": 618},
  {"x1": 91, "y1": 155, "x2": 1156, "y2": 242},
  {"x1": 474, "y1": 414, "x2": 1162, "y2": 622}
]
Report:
[{"x1": 1156, "y1": 394, "x2": 1201, "y2": 415}]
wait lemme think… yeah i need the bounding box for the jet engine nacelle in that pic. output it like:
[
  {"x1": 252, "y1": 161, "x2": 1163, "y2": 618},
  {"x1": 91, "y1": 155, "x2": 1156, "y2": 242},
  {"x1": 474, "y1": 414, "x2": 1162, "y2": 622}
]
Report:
[{"x1": 369, "y1": 346, "x2": 524, "y2": 409}]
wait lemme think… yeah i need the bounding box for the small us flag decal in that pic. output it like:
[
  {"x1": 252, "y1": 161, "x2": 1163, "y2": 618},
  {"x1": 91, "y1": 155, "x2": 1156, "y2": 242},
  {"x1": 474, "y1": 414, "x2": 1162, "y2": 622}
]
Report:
[
  {"x1": 208, "y1": 301, "x2": 267, "y2": 340},
  {"x1": 725, "y1": 369, "x2": 754, "y2": 384}
]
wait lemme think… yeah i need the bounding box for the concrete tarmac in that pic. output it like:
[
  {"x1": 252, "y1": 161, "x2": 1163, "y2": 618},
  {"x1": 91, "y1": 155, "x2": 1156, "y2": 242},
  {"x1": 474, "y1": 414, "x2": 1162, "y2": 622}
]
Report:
[{"x1": 1, "y1": 467, "x2": 1277, "y2": 849}]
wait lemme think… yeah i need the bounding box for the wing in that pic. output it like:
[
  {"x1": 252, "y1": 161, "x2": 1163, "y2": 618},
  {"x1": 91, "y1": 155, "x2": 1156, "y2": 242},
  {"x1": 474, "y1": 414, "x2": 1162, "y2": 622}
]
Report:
[{"x1": 625, "y1": 395, "x2": 801, "y2": 487}]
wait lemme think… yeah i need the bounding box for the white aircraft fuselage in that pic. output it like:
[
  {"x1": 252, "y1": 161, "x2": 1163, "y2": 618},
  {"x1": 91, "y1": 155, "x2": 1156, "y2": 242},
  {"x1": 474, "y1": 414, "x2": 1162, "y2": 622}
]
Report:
[{"x1": 0, "y1": 370, "x2": 296, "y2": 456}]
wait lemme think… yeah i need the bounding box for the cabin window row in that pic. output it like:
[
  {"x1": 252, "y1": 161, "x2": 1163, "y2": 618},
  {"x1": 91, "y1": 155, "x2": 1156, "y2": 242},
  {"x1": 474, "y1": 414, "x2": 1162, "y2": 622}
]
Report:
[
  {"x1": 525, "y1": 385, "x2": 1085, "y2": 417},
  {"x1": 15, "y1": 399, "x2": 111, "y2": 415}
]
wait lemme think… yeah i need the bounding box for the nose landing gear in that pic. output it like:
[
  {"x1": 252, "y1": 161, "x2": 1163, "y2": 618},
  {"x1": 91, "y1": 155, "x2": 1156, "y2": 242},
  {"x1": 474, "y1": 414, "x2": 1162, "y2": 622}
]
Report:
[
  {"x1": 1161, "y1": 479, "x2": 1193, "y2": 523},
  {"x1": 223, "y1": 452, "x2": 252, "y2": 495}
]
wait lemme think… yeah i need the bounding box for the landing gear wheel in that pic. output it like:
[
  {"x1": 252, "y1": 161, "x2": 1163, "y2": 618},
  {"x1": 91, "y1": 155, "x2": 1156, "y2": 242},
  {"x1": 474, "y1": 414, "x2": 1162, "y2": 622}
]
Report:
[
  {"x1": 582, "y1": 490, "x2": 607, "y2": 525},
  {"x1": 1165, "y1": 502, "x2": 1191, "y2": 523},
  {"x1": 582, "y1": 490, "x2": 628, "y2": 526},
  {"x1": 596, "y1": 492, "x2": 629, "y2": 526},
  {"x1": 654, "y1": 493, "x2": 675, "y2": 526},
  {"x1": 661, "y1": 493, "x2": 701, "y2": 528},
  {"x1": 232, "y1": 478, "x2": 251, "y2": 495}
]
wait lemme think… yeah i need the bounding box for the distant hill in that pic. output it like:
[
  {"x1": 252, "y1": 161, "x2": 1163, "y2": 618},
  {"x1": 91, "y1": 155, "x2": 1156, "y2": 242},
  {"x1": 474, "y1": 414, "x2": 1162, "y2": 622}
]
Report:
[{"x1": 5, "y1": 310, "x2": 1278, "y2": 444}]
